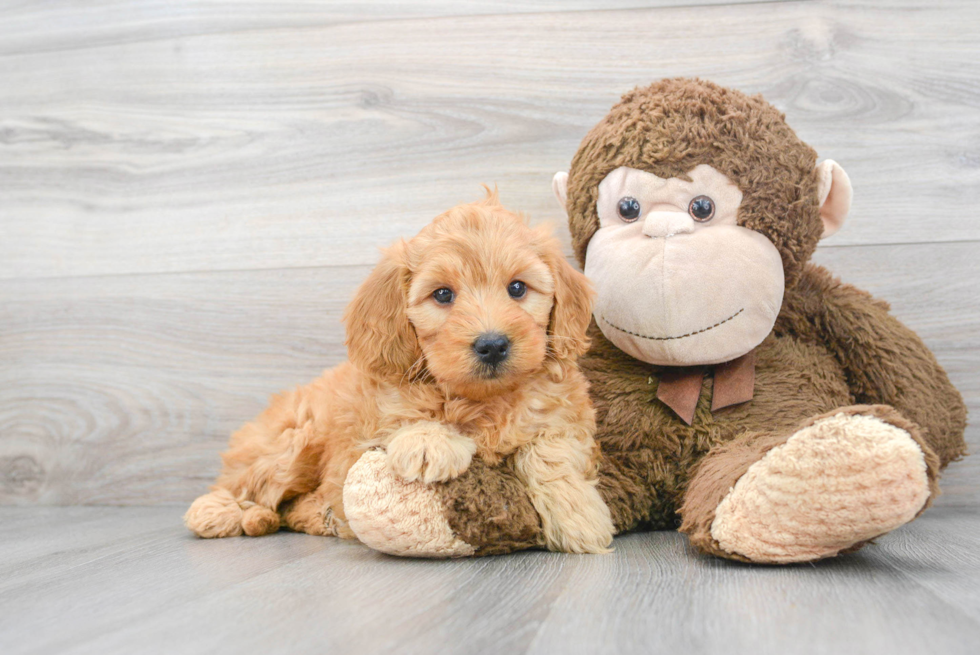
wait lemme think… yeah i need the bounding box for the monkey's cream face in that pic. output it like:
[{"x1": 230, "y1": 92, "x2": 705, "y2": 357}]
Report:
[{"x1": 584, "y1": 165, "x2": 784, "y2": 366}]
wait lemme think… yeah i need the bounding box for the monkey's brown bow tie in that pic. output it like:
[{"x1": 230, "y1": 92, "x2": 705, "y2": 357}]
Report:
[{"x1": 655, "y1": 351, "x2": 756, "y2": 425}]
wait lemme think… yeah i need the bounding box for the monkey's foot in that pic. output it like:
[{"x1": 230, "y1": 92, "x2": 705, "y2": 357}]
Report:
[
  {"x1": 710, "y1": 411, "x2": 933, "y2": 563},
  {"x1": 343, "y1": 450, "x2": 476, "y2": 558}
]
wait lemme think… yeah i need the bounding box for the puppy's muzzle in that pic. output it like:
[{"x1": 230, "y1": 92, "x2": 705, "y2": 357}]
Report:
[{"x1": 472, "y1": 333, "x2": 510, "y2": 368}]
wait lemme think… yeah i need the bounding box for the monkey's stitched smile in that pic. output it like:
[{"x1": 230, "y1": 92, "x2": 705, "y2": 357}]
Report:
[{"x1": 599, "y1": 308, "x2": 744, "y2": 341}]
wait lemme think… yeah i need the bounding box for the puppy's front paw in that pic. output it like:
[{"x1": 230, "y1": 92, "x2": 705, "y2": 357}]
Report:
[
  {"x1": 542, "y1": 485, "x2": 615, "y2": 555},
  {"x1": 386, "y1": 421, "x2": 476, "y2": 484}
]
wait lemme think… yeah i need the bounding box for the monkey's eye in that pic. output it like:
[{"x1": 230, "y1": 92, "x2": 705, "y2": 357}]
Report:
[
  {"x1": 617, "y1": 197, "x2": 641, "y2": 222},
  {"x1": 432, "y1": 288, "x2": 455, "y2": 304},
  {"x1": 689, "y1": 195, "x2": 715, "y2": 222},
  {"x1": 507, "y1": 280, "x2": 527, "y2": 299}
]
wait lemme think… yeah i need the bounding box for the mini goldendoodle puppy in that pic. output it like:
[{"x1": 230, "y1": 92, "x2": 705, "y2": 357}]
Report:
[{"x1": 184, "y1": 192, "x2": 615, "y2": 553}]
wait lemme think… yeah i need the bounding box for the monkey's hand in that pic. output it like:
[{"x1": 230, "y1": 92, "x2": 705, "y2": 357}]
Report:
[{"x1": 386, "y1": 421, "x2": 476, "y2": 484}]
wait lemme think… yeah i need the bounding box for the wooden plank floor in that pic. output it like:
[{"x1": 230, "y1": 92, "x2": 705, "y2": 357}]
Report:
[{"x1": 1, "y1": 502, "x2": 979, "y2": 655}]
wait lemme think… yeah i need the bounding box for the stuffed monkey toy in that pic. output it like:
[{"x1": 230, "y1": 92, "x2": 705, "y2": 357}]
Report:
[{"x1": 342, "y1": 78, "x2": 968, "y2": 563}]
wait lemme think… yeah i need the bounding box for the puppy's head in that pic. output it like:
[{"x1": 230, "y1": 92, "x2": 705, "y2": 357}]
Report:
[{"x1": 345, "y1": 191, "x2": 595, "y2": 399}]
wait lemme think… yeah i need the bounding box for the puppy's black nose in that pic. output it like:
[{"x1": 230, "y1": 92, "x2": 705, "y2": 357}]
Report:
[{"x1": 473, "y1": 333, "x2": 510, "y2": 367}]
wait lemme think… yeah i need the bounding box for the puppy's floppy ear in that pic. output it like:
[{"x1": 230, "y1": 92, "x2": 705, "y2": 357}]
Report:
[
  {"x1": 344, "y1": 240, "x2": 421, "y2": 378},
  {"x1": 538, "y1": 229, "x2": 595, "y2": 360}
]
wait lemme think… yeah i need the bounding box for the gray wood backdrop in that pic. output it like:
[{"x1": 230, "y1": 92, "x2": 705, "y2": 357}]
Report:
[{"x1": 1, "y1": 0, "x2": 977, "y2": 506}]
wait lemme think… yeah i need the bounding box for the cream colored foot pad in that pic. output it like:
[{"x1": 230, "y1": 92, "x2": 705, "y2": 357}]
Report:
[
  {"x1": 344, "y1": 450, "x2": 475, "y2": 558},
  {"x1": 711, "y1": 413, "x2": 930, "y2": 563}
]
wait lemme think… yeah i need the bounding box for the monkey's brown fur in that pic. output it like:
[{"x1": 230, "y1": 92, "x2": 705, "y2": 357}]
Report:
[{"x1": 422, "y1": 78, "x2": 967, "y2": 559}]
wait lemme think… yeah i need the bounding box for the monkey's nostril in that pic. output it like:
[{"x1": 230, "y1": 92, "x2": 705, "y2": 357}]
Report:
[{"x1": 472, "y1": 333, "x2": 510, "y2": 366}]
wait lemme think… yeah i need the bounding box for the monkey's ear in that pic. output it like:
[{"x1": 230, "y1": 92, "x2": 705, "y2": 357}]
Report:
[
  {"x1": 344, "y1": 240, "x2": 420, "y2": 379},
  {"x1": 816, "y1": 159, "x2": 852, "y2": 239},
  {"x1": 552, "y1": 171, "x2": 569, "y2": 215}
]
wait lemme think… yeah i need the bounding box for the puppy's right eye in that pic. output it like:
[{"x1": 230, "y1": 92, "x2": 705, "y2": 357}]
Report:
[
  {"x1": 507, "y1": 281, "x2": 527, "y2": 299},
  {"x1": 432, "y1": 288, "x2": 455, "y2": 305}
]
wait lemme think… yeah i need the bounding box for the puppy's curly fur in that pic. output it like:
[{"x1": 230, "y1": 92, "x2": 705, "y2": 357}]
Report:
[{"x1": 184, "y1": 192, "x2": 615, "y2": 554}]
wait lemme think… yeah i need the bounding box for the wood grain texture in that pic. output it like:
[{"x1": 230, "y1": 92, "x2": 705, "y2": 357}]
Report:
[
  {"x1": 2, "y1": 0, "x2": 980, "y2": 279},
  {"x1": 0, "y1": 0, "x2": 778, "y2": 59},
  {"x1": 0, "y1": 0, "x2": 977, "y2": 509},
  {"x1": 1, "y1": 505, "x2": 979, "y2": 655}
]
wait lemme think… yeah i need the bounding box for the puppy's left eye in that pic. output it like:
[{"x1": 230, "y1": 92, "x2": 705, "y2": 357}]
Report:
[
  {"x1": 507, "y1": 281, "x2": 527, "y2": 299},
  {"x1": 433, "y1": 288, "x2": 455, "y2": 304}
]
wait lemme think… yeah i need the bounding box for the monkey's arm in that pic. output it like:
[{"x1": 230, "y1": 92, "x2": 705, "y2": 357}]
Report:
[{"x1": 781, "y1": 264, "x2": 967, "y2": 467}]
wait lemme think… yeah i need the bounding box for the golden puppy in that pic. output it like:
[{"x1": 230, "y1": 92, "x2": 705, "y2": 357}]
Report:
[{"x1": 184, "y1": 192, "x2": 615, "y2": 553}]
